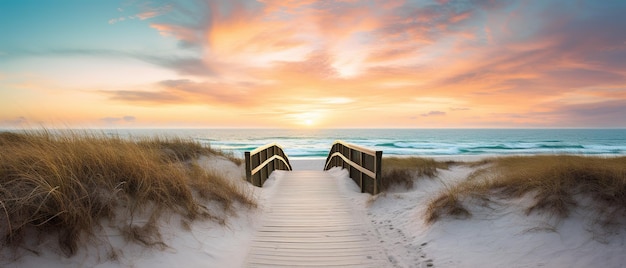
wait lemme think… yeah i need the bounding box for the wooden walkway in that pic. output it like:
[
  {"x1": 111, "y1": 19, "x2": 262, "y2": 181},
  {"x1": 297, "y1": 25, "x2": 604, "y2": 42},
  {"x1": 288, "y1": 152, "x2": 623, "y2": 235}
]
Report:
[{"x1": 245, "y1": 171, "x2": 387, "y2": 267}]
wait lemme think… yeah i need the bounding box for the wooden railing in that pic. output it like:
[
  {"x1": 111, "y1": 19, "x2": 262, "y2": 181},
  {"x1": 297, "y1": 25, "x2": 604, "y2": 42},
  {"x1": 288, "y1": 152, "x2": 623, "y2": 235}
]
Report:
[
  {"x1": 324, "y1": 141, "x2": 383, "y2": 194},
  {"x1": 245, "y1": 143, "x2": 292, "y2": 187}
]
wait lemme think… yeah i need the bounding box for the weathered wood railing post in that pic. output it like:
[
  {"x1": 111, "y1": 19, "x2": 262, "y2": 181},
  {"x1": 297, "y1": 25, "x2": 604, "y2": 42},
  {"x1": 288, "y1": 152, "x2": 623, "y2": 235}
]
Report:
[
  {"x1": 324, "y1": 141, "x2": 383, "y2": 194},
  {"x1": 244, "y1": 151, "x2": 252, "y2": 184},
  {"x1": 245, "y1": 143, "x2": 291, "y2": 187}
]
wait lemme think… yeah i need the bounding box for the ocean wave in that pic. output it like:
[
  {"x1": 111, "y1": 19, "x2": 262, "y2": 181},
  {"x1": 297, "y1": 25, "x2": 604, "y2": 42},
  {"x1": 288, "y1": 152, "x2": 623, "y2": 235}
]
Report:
[
  {"x1": 189, "y1": 129, "x2": 626, "y2": 158},
  {"x1": 538, "y1": 144, "x2": 585, "y2": 149},
  {"x1": 215, "y1": 143, "x2": 626, "y2": 158}
]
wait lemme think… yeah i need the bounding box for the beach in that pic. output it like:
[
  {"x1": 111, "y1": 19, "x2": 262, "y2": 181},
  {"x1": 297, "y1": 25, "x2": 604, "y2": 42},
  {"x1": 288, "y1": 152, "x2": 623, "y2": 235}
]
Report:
[
  {"x1": 2, "y1": 131, "x2": 625, "y2": 267},
  {"x1": 4, "y1": 156, "x2": 625, "y2": 267}
]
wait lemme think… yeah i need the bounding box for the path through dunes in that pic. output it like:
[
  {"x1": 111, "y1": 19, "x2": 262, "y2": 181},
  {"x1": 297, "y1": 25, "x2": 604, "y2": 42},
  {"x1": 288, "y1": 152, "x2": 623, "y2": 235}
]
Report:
[{"x1": 245, "y1": 171, "x2": 387, "y2": 267}]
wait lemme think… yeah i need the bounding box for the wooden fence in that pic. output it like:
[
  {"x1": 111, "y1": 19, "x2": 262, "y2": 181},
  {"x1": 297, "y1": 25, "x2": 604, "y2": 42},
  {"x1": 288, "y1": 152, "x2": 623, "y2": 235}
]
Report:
[
  {"x1": 324, "y1": 141, "x2": 383, "y2": 194},
  {"x1": 245, "y1": 143, "x2": 292, "y2": 187}
]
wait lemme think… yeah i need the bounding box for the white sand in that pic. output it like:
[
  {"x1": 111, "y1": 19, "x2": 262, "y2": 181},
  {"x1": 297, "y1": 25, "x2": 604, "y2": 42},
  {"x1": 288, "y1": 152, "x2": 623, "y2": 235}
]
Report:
[
  {"x1": 2, "y1": 155, "x2": 262, "y2": 268},
  {"x1": 5, "y1": 158, "x2": 625, "y2": 267},
  {"x1": 289, "y1": 158, "x2": 326, "y2": 170},
  {"x1": 361, "y1": 164, "x2": 626, "y2": 267}
]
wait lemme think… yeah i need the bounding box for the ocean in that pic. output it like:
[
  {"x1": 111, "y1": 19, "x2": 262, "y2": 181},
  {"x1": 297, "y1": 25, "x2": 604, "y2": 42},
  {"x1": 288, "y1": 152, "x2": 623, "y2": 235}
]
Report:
[{"x1": 104, "y1": 129, "x2": 626, "y2": 159}]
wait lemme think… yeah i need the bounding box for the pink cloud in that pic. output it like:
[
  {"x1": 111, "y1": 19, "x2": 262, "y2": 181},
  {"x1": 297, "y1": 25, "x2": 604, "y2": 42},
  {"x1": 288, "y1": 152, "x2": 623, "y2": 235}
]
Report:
[
  {"x1": 135, "y1": 4, "x2": 173, "y2": 20},
  {"x1": 150, "y1": 24, "x2": 200, "y2": 44}
]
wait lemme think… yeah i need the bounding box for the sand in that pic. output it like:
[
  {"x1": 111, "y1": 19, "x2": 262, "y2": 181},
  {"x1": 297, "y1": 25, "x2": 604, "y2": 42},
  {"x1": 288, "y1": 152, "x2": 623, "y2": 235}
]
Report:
[{"x1": 4, "y1": 157, "x2": 625, "y2": 267}]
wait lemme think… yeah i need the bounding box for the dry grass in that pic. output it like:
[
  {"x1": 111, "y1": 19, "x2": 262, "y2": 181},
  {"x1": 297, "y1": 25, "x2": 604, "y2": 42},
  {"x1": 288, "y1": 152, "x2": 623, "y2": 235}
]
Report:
[
  {"x1": 0, "y1": 130, "x2": 253, "y2": 257},
  {"x1": 136, "y1": 136, "x2": 244, "y2": 165},
  {"x1": 426, "y1": 155, "x2": 626, "y2": 230},
  {"x1": 381, "y1": 157, "x2": 451, "y2": 191}
]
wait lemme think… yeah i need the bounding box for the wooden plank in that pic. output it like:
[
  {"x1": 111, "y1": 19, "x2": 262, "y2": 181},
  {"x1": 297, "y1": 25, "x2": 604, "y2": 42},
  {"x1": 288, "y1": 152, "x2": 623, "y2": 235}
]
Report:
[
  {"x1": 250, "y1": 248, "x2": 380, "y2": 256},
  {"x1": 247, "y1": 258, "x2": 375, "y2": 267},
  {"x1": 255, "y1": 232, "x2": 367, "y2": 238},
  {"x1": 257, "y1": 226, "x2": 356, "y2": 232},
  {"x1": 244, "y1": 171, "x2": 386, "y2": 267},
  {"x1": 252, "y1": 236, "x2": 369, "y2": 243},
  {"x1": 249, "y1": 242, "x2": 376, "y2": 250},
  {"x1": 248, "y1": 255, "x2": 378, "y2": 263}
]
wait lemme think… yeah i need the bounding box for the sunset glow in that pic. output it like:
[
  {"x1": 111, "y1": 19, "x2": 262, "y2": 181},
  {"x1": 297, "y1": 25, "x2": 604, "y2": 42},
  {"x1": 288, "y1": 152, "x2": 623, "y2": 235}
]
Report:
[{"x1": 1, "y1": 0, "x2": 625, "y2": 128}]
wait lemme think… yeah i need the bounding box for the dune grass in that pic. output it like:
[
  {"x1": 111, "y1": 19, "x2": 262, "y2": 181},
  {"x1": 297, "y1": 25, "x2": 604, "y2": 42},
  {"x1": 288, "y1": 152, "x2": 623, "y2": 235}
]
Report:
[
  {"x1": 136, "y1": 136, "x2": 244, "y2": 165},
  {"x1": 380, "y1": 157, "x2": 452, "y2": 191},
  {"x1": 0, "y1": 130, "x2": 253, "y2": 257},
  {"x1": 426, "y1": 155, "x2": 626, "y2": 230}
]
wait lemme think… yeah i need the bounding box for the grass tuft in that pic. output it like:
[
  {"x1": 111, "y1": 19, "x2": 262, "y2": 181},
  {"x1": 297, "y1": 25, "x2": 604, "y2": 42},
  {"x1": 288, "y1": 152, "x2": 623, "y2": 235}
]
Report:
[
  {"x1": 426, "y1": 194, "x2": 471, "y2": 223},
  {"x1": 0, "y1": 130, "x2": 253, "y2": 257},
  {"x1": 426, "y1": 155, "x2": 626, "y2": 230},
  {"x1": 381, "y1": 157, "x2": 451, "y2": 191}
]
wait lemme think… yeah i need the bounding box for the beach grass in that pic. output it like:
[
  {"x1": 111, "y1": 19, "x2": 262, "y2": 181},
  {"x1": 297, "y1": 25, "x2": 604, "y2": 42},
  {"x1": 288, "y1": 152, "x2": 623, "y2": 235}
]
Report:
[
  {"x1": 381, "y1": 157, "x2": 451, "y2": 191},
  {"x1": 426, "y1": 155, "x2": 626, "y2": 229},
  {"x1": 0, "y1": 130, "x2": 253, "y2": 257}
]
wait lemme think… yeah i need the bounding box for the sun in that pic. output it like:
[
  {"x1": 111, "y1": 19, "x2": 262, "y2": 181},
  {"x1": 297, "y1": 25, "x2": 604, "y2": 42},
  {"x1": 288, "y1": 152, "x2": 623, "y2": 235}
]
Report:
[{"x1": 288, "y1": 111, "x2": 323, "y2": 128}]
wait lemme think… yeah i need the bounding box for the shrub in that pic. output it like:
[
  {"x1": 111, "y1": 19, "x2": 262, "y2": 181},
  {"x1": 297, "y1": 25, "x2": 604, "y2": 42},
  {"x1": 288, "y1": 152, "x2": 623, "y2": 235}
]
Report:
[
  {"x1": 426, "y1": 155, "x2": 626, "y2": 230},
  {"x1": 380, "y1": 157, "x2": 450, "y2": 191},
  {"x1": 0, "y1": 130, "x2": 253, "y2": 257}
]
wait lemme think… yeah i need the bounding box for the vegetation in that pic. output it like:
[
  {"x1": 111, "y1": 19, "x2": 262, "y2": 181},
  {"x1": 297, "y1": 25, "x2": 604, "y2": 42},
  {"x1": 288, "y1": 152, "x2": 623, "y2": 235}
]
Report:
[
  {"x1": 0, "y1": 130, "x2": 253, "y2": 257},
  {"x1": 426, "y1": 155, "x2": 626, "y2": 230},
  {"x1": 136, "y1": 136, "x2": 243, "y2": 165},
  {"x1": 380, "y1": 157, "x2": 452, "y2": 191}
]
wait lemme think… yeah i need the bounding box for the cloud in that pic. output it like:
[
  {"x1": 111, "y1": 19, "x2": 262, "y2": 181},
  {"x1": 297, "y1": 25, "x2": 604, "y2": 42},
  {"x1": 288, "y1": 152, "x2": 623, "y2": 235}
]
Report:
[
  {"x1": 123, "y1": 116, "x2": 136, "y2": 122},
  {"x1": 150, "y1": 24, "x2": 200, "y2": 45},
  {"x1": 108, "y1": 3, "x2": 172, "y2": 24},
  {"x1": 102, "y1": 79, "x2": 255, "y2": 106},
  {"x1": 421, "y1": 111, "x2": 447, "y2": 117},
  {"x1": 136, "y1": 4, "x2": 173, "y2": 20},
  {"x1": 100, "y1": 117, "x2": 120, "y2": 124},
  {"x1": 319, "y1": 97, "x2": 354, "y2": 105},
  {"x1": 104, "y1": 90, "x2": 184, "y2": 104},
  {"x1": 6, "y1": 47, "x2": 217, "y2": 78},
  {"x1": 4, "y1": 1, "x2": 520, "y2": 81},
  {"x1": 108, "y1": 17, "x2": 127, "y2": 24},
  {"x1": 100, "y1": 115, "x2": 137, "y2": 125},
  {"x1": 1, "y1": 116, "x2": 28, "y2": 127},
  {"x1": 142, "y1": 55, "x2": 216, "y2": 76},
  {"x1": 272, "y1": 50, "x2": 339, "y2": 80},
  {"x1": 554, "y1": 100, "x2": 626, "y2": 127}
]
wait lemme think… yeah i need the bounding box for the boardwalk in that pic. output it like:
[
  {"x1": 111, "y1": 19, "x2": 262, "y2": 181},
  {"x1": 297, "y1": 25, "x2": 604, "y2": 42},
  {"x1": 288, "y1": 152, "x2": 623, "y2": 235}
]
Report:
[{"x1": 245, "y1": 171, "x2": 387, "y2": 267}]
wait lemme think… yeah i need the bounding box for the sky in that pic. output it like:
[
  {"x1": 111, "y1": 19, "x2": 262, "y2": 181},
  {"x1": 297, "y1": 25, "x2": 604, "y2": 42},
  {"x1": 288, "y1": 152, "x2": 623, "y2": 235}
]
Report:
[{"x1": 1, "y1": 0, "x2": 625, "y2": 129}]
